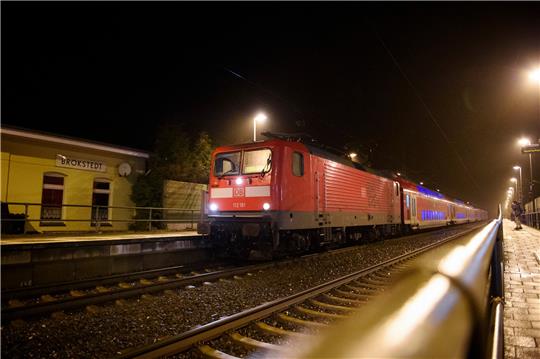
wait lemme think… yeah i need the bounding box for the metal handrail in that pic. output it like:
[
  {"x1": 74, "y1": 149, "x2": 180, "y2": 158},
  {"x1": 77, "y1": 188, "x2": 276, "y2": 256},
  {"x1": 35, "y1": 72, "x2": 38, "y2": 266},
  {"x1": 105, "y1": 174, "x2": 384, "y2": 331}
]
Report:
[
  {"x1": 290, "y1": 206, "x2": 504, "y2": 359},
  {"x1": 1, "y1": 201, "x2": 200, "y2": 233}
]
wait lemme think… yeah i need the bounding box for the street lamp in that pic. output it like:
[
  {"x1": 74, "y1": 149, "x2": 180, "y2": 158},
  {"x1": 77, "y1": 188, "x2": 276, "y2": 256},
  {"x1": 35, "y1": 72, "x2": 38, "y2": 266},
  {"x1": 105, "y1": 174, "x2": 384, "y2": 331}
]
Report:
[
  {"x1": 517, "y1": 137, "x2": 534, "y2": 205},
  {"x1": 529, "y1": 67, "x2": 540, "y2": 83},
  {"x1": 510, "y1": 177, "x2": 518, "y2": 199},
  {"x1": 253, "y1": 112, "x2": 267, "y2": 142},
  {"x1": 513, "y1": 165, "x2": 523, "y2": 202}
]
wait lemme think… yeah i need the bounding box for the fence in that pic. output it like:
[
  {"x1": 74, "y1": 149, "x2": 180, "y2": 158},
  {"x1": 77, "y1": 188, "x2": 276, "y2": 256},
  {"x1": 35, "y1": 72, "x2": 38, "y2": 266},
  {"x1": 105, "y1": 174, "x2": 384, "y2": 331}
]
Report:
[
  {"x1": 523, "y1": 211, "x2": 540, "y2": 229},
  {"x1": 1, "y1": 202, "x2": 200, "y2": 234}
]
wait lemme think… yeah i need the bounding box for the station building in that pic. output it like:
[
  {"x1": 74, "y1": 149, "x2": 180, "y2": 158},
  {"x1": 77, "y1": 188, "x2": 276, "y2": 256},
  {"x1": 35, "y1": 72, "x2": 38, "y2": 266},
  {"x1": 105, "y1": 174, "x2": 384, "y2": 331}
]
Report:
[{"x1": 1, "y1": 126, "x2": 149, "y2": 232}]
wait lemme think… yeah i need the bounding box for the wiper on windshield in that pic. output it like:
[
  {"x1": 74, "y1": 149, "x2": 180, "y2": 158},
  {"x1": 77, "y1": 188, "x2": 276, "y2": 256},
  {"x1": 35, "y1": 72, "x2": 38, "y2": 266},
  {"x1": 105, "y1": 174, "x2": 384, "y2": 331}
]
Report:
[
  {"x1": 218, "y1": 169, "x2": 236, "y2": 179},
  {"x1": 260, "y1": 154, "x2": 272, "y2": 177}
]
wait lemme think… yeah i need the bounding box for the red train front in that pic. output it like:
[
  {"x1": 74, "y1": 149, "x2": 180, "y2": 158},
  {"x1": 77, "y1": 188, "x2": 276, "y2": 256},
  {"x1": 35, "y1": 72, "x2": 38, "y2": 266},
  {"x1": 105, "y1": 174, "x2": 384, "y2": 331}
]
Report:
[{"x1": 202, "y1": 137, "x2": 401, "y2": 257}]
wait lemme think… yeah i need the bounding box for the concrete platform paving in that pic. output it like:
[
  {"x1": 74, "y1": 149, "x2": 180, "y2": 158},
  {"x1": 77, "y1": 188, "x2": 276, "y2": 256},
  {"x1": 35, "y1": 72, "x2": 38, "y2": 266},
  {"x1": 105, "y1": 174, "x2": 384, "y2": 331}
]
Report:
[
  {"x1": 0, "y1": 230, "x2": 201, "y2": 246},
  {"x1": 503, "y1": 219, "x2": 540, "y2": 358}
]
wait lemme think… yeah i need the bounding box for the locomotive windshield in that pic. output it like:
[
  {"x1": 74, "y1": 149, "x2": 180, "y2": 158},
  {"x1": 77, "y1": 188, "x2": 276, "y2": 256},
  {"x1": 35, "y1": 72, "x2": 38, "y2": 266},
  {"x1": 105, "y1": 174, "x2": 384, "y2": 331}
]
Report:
[
  {"x1": 214, "y1": 152, "x2": 241, "y2": 176},
  {"x1": 214, "y1": 148, "x2": 272, "y2": 177},
  {"x1": 242, "y1": 149, "x2": 272, "y2": 174}
]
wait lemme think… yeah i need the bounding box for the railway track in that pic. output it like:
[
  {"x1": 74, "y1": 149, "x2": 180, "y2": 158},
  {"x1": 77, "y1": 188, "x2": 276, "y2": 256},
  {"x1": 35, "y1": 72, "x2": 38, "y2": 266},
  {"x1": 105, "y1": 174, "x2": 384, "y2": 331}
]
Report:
[
  {"x1": 117, "y1": 226, "x2": 479, "y2": 359},
  {"x1": 1, "y1": 224, "x2": 482, "y2": 326},
  {"x1": 1, "y1": 262, "x2": 243, "y2": 323}
]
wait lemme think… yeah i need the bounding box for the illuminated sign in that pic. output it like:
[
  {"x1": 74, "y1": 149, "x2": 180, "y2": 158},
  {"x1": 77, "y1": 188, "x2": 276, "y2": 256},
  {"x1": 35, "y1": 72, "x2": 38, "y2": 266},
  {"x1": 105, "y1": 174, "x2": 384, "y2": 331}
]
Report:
[
  {"x1": 56, "y1": 154, "x2": 106, "y2": 172},
  {"x1": 522, "y1": 144, "x2": 540, "y2": 154}
]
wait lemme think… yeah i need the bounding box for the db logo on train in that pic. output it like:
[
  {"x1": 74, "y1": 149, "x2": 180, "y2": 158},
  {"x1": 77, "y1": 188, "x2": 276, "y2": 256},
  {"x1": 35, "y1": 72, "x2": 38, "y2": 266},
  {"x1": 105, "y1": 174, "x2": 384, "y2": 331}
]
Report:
[{"x1": 233, "y1": 188, "x2": 245, "y2": 197}]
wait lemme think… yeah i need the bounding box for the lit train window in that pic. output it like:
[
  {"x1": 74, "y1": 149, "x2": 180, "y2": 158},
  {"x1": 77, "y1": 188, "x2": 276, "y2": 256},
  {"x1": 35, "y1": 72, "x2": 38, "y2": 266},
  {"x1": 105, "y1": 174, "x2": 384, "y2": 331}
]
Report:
[
  {"x1": 406, "y1": 194, "x2": 410, "y2": 208},
  {"x1": 243, "y1": 149, "x2": 272, "y2": 174},
  {"x1": 214, "y1": 152, "x2": 241, "y2": 176},
  {"x1": 292, "y1": 152, "x2": 304, "y2": 177}
]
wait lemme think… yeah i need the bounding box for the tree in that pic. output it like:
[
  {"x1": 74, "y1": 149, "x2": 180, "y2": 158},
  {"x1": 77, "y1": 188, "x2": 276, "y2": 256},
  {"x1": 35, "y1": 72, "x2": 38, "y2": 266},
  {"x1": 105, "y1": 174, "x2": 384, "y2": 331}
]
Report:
[{"x1": 131, "y1": 124, "x2": 213, "y2": 208}]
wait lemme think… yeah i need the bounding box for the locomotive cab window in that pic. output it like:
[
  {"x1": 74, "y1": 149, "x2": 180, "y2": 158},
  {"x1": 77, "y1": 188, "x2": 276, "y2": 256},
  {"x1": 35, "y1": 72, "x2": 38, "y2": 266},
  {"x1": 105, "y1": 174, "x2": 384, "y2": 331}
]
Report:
[
  {"x1": 214, "y1": 152, "x2": 241, "y2": 176},
  {"x1": 292, "y1": 152, "x2": 304, "y2": 176},
  {"x1": 242, "y1": 149, "x2": 272, "y2": 174}
]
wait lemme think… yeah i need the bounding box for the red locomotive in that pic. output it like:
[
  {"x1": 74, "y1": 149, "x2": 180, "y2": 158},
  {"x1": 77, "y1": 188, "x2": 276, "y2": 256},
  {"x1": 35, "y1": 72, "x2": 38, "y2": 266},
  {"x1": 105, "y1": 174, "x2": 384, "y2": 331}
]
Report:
[{"x1": 199, "y1": 134, "x2": 487, "y2": 258}]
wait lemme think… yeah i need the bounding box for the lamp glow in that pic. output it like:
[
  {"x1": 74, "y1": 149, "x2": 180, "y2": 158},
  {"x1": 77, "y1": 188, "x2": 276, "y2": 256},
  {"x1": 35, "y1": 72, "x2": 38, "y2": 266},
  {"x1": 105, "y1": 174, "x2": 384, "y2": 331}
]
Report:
[
  {"x1": 529, "y1": 68, "x2": 540, "y2": 83},
  {"x1": 253, "y1": 112, "x2": 268, "y2": 142},
  {"x1": 235, "y1": 177, "x2": 243, "y2": 185},
  {"x1": 518, "y1": 137, "x2": 531, "y2": 147},
  {"x1": 262, "y1": 203, "x2": 270, "y2": 211},
  {"x1": 349, "y1": 152, "x2": 357, "y2": 159},
  {"x1": 209, "y1": 203, "x2": 218, "y2": 211},
  {"x1": 254, "y1": 113, "x2": 267, "y2": 123}
]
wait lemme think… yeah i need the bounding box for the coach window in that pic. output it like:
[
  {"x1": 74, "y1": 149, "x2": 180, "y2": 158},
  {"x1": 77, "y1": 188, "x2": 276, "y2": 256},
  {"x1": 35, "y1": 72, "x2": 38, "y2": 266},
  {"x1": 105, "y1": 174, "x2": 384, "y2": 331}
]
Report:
[
  {"x1": 40, "y1": 172, "x2": 65, "y2": 224},
  {"x1": 292, "y1": 152, "x2": 304, "y2": 176},
  {"x1": 92, "y1": 179, "x2": 111, "y2": 224}
]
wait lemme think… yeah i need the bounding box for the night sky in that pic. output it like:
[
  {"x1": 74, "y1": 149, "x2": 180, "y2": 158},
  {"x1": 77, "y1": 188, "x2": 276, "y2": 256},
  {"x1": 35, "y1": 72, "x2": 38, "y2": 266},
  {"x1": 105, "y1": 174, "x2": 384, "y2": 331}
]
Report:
[{"x1": 2, "y1": 2, "x2": 540, "y2": 216}]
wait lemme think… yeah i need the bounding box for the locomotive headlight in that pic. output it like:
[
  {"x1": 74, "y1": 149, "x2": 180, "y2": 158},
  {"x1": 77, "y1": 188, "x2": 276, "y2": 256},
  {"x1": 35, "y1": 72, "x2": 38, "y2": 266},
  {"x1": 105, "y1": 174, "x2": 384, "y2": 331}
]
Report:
[
  {"x1": 262, "y1": 203, "x2": 271, "y2": 211},
  {"x1": 235, "y1": 177, "x2": 243, "y2": 185},
  {"x1": 209, "y1": 203, "x2": 218, "y2": 211}
]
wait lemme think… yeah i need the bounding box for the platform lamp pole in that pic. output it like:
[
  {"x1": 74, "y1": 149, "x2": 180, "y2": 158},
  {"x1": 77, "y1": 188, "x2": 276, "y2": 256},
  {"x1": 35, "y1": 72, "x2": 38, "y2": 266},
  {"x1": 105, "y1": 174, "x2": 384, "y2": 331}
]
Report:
[
  {"x1": 519, "y1": 137, "x2": 535, "y2": 212},
  {"x1": 513, "y1": 166, "x2": 523, "y2": 203},
  {"x1": 510, "y1": 178, "x2": 518, "y2": 201},
  {"x1": 526, "y1": 67, "x2": 540, "y2": 214}
]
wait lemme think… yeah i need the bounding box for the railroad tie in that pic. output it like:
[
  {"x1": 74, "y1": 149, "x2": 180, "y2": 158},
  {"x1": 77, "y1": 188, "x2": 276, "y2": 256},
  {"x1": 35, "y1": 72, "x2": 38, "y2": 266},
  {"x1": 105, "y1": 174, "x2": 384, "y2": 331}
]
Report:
[
  {"x1": 255, "y1": 321, "x2": 309, "y2": 338},
  {"x1": 229, "y1": 332, "x2": 283, "y2": 351},
  {"x1": 277, "y1": 313, "x2": 328, "y2": 329},
  {"x1": 294, "y1": 305, "x2": 347, "y2": 320},
  {"x1": 322, "y1": 293, "x2": 365, "y2": 306},
  {"x1": 198, "y1": 345, "x2": 240, "y2": 359},
  {"x1": 308, "y1": 299, "x2": 359, "y2": 312},
  {"x1": 333, "y1": 288, "x2": 372, "y2": 300}
]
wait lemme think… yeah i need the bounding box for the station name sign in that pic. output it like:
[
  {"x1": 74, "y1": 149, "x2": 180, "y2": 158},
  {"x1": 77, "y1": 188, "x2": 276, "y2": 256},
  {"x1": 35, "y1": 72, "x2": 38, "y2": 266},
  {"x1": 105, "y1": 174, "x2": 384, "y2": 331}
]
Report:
[
  {"x1": 521, "y1": 144, "x2": 540, "y2": 154},
  {"x1": 56, "y1": 154, "x2": 107, "y2": 172}
]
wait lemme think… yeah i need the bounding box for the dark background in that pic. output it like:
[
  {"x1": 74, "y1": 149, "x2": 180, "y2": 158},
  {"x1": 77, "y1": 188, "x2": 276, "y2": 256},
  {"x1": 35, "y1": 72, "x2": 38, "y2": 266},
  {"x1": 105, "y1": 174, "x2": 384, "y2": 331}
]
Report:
[{"x1": 2, "y1": 2, "x2": 540, "y2": 216}]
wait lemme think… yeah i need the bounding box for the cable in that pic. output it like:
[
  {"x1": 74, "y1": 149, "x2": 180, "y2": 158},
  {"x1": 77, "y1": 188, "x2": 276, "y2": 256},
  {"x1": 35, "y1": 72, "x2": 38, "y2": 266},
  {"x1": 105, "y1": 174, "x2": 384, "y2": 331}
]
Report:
[{"x1": 368, "y1": 23, "x2": 481, "y2": 192}]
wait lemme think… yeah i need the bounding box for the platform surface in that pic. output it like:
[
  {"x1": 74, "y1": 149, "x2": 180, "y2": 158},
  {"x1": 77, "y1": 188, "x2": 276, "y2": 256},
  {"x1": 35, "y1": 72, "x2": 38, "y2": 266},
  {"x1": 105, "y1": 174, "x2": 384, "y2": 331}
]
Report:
[
  {"x1": 0, "y1": 230, "x2": 201, "y2": 246},
  {"x1": 503, "y1": 219, "x2": 540, "y2": 358}
]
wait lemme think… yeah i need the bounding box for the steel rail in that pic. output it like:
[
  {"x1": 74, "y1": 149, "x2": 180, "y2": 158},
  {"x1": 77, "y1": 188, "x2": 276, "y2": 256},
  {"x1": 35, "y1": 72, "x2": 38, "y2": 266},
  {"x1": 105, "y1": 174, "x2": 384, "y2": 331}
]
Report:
[
  {"x1": 117, "y1": 225, "x2": 483, "y2": 359},
  {"x1": 1, "y1": 262, "x2": 268, "y2": 323},
  {"x1": 2, "y1": 262, "x2": 230, "y2": 301}
]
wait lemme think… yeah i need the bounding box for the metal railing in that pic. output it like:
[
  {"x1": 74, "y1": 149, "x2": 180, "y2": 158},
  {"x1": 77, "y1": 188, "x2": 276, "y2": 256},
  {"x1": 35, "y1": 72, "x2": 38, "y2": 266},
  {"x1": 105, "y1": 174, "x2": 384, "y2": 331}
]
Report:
[
  {"x1": 292, "y1": 207, "x2": 504, "y2": 359},
  {"x1": 523, "y1": 211, "x2": 540, "y2": 229},
  {"x1": 1, "y1": 202, "x2": 200, "y2": 234}
]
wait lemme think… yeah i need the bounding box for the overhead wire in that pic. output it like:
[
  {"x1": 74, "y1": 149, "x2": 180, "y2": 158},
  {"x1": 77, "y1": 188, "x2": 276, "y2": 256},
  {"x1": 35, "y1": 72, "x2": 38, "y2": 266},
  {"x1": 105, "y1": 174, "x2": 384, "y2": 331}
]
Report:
[{"x1": 367, "y1": 22, "x2": 482, "y2": 192}]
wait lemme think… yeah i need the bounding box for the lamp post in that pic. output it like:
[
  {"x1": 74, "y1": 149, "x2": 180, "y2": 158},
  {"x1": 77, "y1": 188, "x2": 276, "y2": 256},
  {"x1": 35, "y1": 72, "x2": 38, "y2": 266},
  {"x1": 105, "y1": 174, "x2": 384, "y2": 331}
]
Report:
[
  {"x1": 513, "y1": 165, "x2": 523, "y2": 202},
  {"x1": 518, "y1": 137, "x2": 534, "y2": 203},
  {"x1": 510, "y1": 178, "x2": 518, "y2": 201},
  {"x1": 253, "y1": 112, "x2": 267, "y2": 142}
]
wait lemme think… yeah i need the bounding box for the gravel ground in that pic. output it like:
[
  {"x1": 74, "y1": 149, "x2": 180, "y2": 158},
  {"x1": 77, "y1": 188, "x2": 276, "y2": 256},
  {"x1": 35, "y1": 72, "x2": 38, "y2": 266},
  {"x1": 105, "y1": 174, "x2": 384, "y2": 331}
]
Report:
[{"x1": 1, "y1": 224, "x2": 479, "y2": 358}]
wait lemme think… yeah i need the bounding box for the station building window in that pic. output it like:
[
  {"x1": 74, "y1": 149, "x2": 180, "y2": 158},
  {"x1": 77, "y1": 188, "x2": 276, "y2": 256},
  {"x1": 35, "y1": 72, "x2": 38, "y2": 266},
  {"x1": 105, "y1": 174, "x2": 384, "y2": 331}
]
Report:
[
  {"x1": 40, "y1": 172, "x2": 65, "y2": 223},
  {"x1": 92, "y1": 179, "x2": 111, "y2": 223},
  {"x1": 292, "y1": 152, "x2": 304, "y2": 176}
]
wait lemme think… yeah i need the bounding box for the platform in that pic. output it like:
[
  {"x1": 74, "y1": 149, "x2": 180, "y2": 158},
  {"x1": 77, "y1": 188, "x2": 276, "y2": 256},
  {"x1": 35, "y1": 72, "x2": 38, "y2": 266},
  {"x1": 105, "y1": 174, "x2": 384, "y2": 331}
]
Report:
[
  {"x1": 503, "y1": 219, "x2": 540, "y2": 358},
  {"x1": 0, "y1": 230, "x2": 201, "y2": 246},
  {"x1": 1, "y1": 231, "x2": 209, "y2": 289}
]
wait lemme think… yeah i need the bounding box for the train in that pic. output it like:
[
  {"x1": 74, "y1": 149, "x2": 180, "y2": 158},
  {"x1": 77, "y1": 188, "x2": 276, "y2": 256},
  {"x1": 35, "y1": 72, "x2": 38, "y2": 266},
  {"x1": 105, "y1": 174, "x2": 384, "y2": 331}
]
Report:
[{"x1": 198, "y1": 133, "x2": 488, "y2": 258}]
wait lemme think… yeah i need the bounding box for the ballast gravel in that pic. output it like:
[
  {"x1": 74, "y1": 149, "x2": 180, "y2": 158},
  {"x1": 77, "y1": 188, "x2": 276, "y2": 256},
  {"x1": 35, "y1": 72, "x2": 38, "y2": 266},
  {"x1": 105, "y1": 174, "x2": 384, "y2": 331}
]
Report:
[{"x1": 1, "y1": 224, "x2": 479, "y2": 358}]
